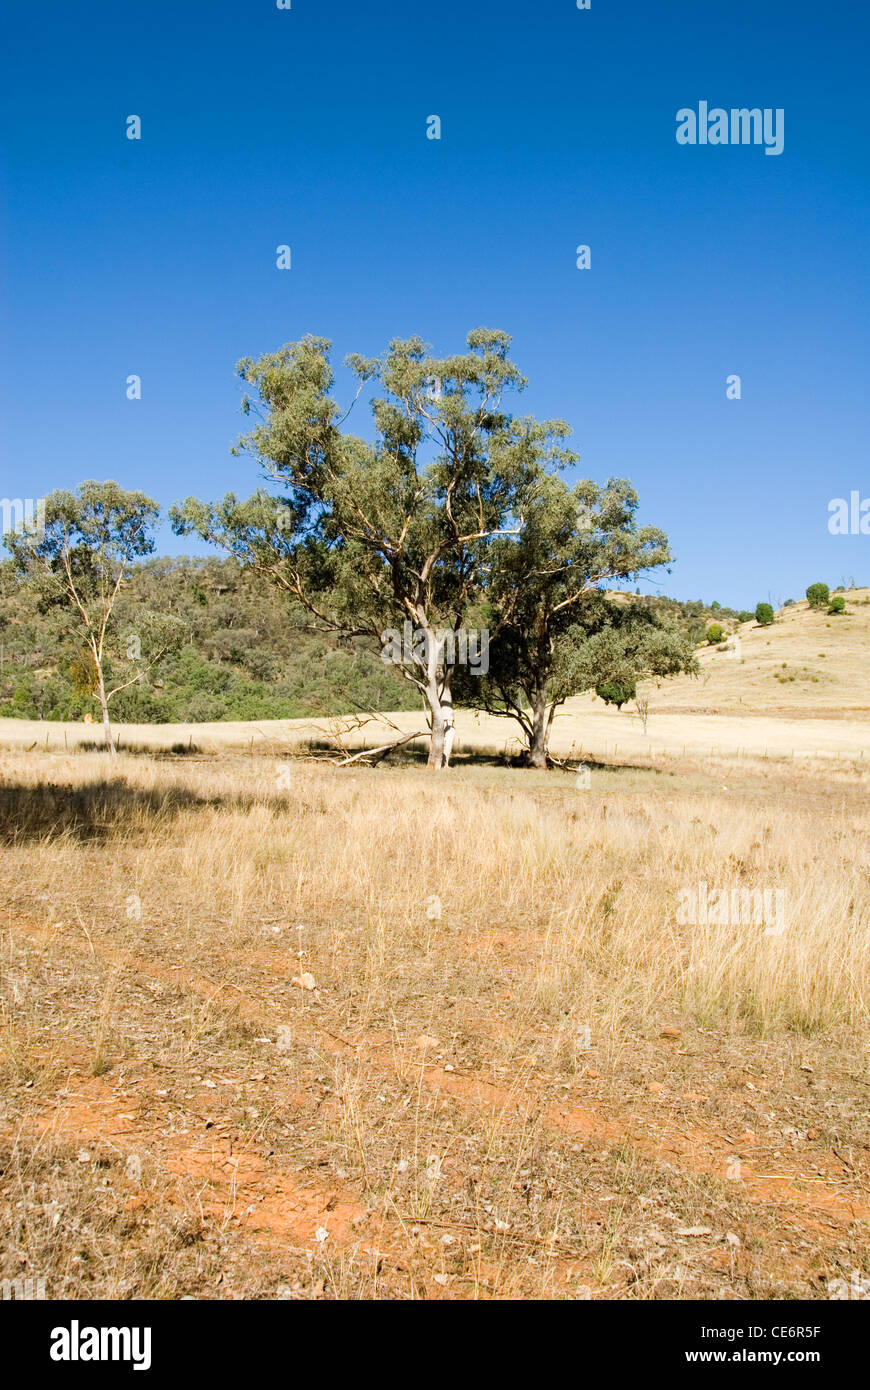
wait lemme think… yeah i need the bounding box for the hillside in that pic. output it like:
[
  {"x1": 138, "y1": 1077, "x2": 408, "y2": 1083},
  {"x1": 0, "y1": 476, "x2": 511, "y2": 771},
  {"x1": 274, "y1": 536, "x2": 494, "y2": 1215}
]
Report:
[
  {"x1": 632, "y1": 588, "x2": 870, "y2": 718},
  {"x1": 0, "y1": 555, "x2": 411, "y2": 723},
  {"x1": 2, "y1": 555, "x2": 867, "y2": 732}
]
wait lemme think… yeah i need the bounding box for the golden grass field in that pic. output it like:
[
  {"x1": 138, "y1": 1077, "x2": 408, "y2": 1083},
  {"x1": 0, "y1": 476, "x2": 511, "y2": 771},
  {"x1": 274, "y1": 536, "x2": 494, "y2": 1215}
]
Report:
[{"x1": 0, "y1": 597, "x2": 868, "y2": 1300}]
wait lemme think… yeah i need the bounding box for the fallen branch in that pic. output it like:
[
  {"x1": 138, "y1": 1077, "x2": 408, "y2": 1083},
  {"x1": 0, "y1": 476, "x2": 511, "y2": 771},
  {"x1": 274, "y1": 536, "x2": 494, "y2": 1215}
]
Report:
[{"x1": 334, "y1": 730, "x2": 429, "y2": 766}]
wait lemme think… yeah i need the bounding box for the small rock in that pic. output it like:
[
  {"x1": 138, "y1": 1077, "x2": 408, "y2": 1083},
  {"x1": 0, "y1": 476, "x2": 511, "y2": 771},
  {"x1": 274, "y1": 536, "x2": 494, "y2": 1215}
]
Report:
[
  {"x1": 648, "y1": 1081, "x2": 665, "y2": 1094},
  {"x1": 676, "y1": 1226, "x2": 712, "y2": 1237},
  {"x1": 124, "y1": 1154, "x2": 142, "y2": 1183}
]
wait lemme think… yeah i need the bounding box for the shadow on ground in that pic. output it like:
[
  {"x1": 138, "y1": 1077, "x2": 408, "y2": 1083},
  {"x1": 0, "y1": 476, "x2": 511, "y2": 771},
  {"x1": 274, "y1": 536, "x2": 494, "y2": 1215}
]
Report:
[{"x1": 0, "y1": 779, "x2": 336, "y2": 844}]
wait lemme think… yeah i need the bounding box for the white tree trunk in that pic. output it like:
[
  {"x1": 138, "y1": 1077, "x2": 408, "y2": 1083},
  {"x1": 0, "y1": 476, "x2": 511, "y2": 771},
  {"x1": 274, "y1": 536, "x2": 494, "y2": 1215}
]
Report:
[
  {"x1": 421, "y1": 623, "x2": 454, "y2": 770},
  {"x1": 96, "y1": 665, "x2": 116, "y2": 757}
]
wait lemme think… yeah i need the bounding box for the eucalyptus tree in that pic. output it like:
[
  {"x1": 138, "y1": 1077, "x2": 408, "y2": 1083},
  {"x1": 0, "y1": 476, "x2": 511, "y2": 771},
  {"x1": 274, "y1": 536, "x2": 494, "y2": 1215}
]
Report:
[
  {"x1": 455, "y1": 474, "x2": 696, "y2": 766},
  {"x1": 171, "y1": 330, "x2": 573, "y2": 767},
  {"x1": 3, "y1": 481, "x2": 182, "y2": 754}
]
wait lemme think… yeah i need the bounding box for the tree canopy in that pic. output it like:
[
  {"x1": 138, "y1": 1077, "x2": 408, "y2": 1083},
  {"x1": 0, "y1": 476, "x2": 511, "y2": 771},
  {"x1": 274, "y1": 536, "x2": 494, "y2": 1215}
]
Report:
[{"x1": 172, "y1": 329, "x2": 575, "y2": 766}]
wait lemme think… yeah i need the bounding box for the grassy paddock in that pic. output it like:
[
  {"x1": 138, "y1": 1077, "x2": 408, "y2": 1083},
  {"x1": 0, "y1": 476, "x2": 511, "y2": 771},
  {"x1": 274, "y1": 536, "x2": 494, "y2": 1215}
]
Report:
[{"x1": 1, "y1": 745, "x2": 868, "y2": 1299}]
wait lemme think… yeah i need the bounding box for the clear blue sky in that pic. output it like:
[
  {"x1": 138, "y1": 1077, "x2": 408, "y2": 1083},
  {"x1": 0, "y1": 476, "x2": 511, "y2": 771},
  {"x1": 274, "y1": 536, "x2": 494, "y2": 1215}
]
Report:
[{"x1": 2, "y1": 0, "x2": 868, "y2": 608}]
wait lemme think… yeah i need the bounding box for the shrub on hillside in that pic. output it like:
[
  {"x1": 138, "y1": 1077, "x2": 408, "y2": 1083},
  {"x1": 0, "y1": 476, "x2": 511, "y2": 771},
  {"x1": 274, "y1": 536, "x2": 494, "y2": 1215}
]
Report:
[
  {"x1": 706, "y1": 623, "x2": 724, "y2": 644},
  {"x1": 806, "y1": 582, "x2": 830, "y2": 609},
  {"x1": 755, "y1": 603, "x2": 774, "y2": 626},
  {"x1": 828, "y1": 595, "x2": 846, "y2": 614}
]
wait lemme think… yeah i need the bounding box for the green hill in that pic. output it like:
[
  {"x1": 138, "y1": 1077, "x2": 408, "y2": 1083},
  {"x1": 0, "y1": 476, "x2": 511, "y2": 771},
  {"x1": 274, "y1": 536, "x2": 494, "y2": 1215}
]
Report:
[{"x1": 0, "y1": 555, "x2": 411, "y2": 723}]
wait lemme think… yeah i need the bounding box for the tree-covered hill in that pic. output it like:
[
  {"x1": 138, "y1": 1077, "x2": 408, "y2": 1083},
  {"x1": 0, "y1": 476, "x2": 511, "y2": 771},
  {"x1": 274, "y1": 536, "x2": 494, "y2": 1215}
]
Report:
[
  {"x1": 0, "y1": 554, "x2": 412, "y2": 723},
  {"x1": 0, "y1": 550, "x2": 741, "y2": 725}
]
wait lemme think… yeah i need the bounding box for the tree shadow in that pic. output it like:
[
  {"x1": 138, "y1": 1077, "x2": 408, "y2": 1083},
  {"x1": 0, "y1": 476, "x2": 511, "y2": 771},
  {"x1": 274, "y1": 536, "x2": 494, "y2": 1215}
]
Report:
[
  {"x1": 291, "y1": 738, "x2": 516, "y2": 770},
  {"x1": 571, "y1": 757, "x2": 669, "y2": 775},
  {"x1": 0, "y1": 780, "x2": 212, "y2": 844},
  {"x1": 75, "y1": 739, "x2": 202, "y2": 758}
]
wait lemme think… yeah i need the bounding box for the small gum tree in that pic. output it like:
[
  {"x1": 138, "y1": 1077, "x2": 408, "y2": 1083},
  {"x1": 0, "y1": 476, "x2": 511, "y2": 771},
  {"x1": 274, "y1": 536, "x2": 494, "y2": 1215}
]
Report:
[
  {"x1": 454, "y1": 475, "x2": 696, "y2": 766},
  {"x1": 3, "y1": 481, "x2": 178, "y2": 754},
  {"x1": 172, "y1": 330, "x2": 573, "y2": 769}
]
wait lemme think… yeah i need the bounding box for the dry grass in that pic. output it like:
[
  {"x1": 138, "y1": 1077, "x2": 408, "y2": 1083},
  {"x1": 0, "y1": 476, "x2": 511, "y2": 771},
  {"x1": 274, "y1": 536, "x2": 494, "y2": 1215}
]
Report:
[
  {"x1": 638, "y1": 589, "x2": 870, "y2": 717},
  {"x1": 0, "y1": 743, "x2": 868, "y2": 1300}
]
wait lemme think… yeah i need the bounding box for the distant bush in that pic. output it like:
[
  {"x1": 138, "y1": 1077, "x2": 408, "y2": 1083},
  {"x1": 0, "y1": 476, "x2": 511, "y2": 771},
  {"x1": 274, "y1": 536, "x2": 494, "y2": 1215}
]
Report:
[
  {"x1": 755, "y1": 603, "x2": 774, "y2": 626},
  {"x1": 828, "y1": 595, "x2": 846, "y2": 614},
  {"x1": 806, "y1": 582, "x2": 830, "y2": 609},
  {"x1": 596, "y1": 680, "x2": 636, "y2": 710},
  {"x1": 706, "y1": 623, "x2": 724, "y2": 644},
  {"x1": 737, "y1": 611, "x2": 754, "y2": 624}
]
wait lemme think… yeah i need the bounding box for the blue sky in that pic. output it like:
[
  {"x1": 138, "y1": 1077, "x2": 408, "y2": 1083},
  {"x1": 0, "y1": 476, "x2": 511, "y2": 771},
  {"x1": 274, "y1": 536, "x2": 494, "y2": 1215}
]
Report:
[{"x1": 2, "y1": 0, "x2": 868, "y2": 608}]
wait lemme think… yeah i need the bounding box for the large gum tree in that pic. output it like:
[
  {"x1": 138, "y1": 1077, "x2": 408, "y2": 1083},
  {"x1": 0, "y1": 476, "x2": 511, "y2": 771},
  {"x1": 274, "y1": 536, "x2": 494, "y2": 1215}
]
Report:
[{"x1": 171, "y1": 329, "x2": 573, "y2": 768}]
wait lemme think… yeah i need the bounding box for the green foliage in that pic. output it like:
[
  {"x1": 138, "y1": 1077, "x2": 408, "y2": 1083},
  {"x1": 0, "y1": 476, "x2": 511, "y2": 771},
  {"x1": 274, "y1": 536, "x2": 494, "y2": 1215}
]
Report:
[
  {"x1": 0, "y1": 554, "x2": 410, "y2": 722},
  {"x1": 806, "y1": 583, "x2": 830, "y2": 609},
  {"x1": 755, "y1": 602, "x2": 775, "y2": 626},
  {"x1": 706, "y1": 623, "x2": 724, "y2": 644},
  {"x1": 171, "y1": 330, "x2": 579, "y2": 765},
  {"x1": 2, "y1": 481, "x2": 168, "y2": 749},
  {"x1": 452, "y1": 466, "x2": 695, "y2": 763},
  {"x1": 828, "y1": 595, "x2": 846, "y2": 614},
  {"x1": 596, "y1": 679, "x2": 636, "y2": 710}
]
